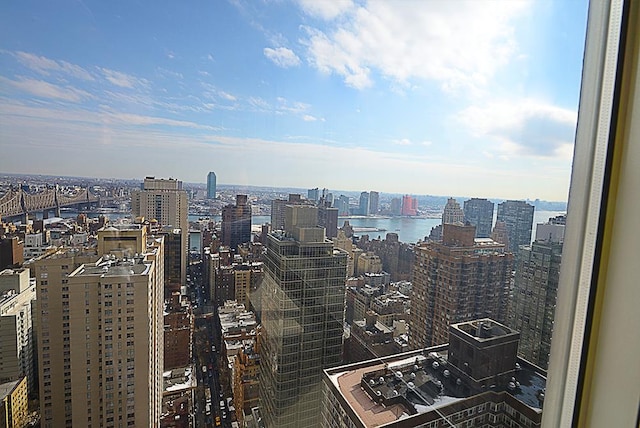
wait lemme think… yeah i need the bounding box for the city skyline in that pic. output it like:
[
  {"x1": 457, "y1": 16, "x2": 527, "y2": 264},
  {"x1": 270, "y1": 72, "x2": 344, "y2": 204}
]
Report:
[{"x1": 1, "y1": 1, "x2": 588, "y2": 200}]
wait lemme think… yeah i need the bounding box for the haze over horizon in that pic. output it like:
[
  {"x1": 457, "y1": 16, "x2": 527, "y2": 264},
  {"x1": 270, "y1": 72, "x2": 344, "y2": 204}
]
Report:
[{"x1": 1, "y1": 0, "x2": 588, "y2": 201}]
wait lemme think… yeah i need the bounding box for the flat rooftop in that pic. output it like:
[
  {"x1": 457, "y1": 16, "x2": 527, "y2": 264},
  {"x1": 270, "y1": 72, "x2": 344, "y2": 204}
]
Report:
[
  {"x1": 72, "y1": 258, "x2": 151, "y2": 277},
  {"x1": 326, "y1": 346, "x2": 546, "y2": 427}
]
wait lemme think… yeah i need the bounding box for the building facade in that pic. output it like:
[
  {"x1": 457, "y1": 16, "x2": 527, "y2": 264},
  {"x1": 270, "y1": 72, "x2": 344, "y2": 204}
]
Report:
[
  {"x1": 221, "y1": 195, "x2": 252, "y2": 252},
  {"x1": 401, "y1": 195, "x2": 417, "y2": 216},
  {"x1": 0, "y1": 377, "x2": 28, "y2": 428},
  {"x1": 131, "y1": 177, "x2": 188, "y2": 284},
  {"x1": 463, "y1": 197, "x2": 495, "y2": 238},
  {"x1": 0, "y1": 269, "x2": 36, "y2": 394},
  {"x1": 496, "y1": 200, "x2": 535, "y2": 253},
  {"x1": 207, "y1": 171, "x2": 217, "y2": 199},
  {"x1": 258, "y1": 205, "x2": 347, "y2": 428},
  {"x1": 442, "y1": 197, "x2": 464, "y2": 225},
  {"x1": 33, "y1": 227, "x2": 164, "y2": 428},
  {"x1": 368, "y1": 191, "x2": 379, "y2": 215},
  {"x1": 359, "y1": 192, "x2": 370, "y2": 216},
  {"x1": 507, "y1": 218, "x2": 565, "y2": 369},
  {"x1": 410, "y1": 224, "x2": 513, "y2": 348}
]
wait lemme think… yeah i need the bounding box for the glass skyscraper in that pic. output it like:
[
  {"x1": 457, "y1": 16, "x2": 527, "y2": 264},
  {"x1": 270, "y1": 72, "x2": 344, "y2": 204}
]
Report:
[
  {"x1": 207, "y1": 171, "x2": 216, "y2": 199},
  {"x1": 258, "y1": 205, "x2": 347, "y2": 427}
]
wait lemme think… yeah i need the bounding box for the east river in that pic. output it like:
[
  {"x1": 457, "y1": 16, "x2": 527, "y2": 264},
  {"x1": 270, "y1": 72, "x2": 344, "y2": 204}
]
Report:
[{"x1": 187, "y1": 210, "x2": 565, "y2": 251}]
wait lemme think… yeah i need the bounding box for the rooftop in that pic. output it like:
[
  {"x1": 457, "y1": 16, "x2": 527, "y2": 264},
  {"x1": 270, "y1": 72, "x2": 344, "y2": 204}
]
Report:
[
  {"x1": 325, "y1": 346, "x2": 546, "y2": 427},
  {"x1": 73, "y1": 257, "x2": 151, "y2": 277},
  {"x1": 0, "y1": 379, "x2": 21, "y2": 402}
]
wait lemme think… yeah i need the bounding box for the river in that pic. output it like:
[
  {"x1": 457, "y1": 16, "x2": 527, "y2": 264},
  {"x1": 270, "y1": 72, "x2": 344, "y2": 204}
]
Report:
[{"x1": 57, "y1": 210, "x2": 565, "y2": 249}]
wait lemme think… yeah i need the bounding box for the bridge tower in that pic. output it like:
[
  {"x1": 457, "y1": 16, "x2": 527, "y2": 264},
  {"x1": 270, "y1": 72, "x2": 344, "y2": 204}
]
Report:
[
  {"x1": 19, "y1": 189, "x2": 29, "y2": 224},
  {"x1": 54, "y1": 185, "x2": 61, "y2": 217}
]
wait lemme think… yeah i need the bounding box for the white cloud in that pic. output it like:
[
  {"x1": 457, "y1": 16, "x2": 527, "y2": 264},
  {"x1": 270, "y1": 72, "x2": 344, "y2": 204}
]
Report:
[
  {"x1": 218, "y1": 91, "x2": 237, "y2": 101},
  {"x1": 393, "y1": 138, "x2": 412, "y2": 145},
  {"x1": 263, "y1": 47, "x2": 301, "y2": 68},
  {"x1": 302, "y1": 114, "x2": 317, "y2": 121},
  {"x1": 1, "y1": 76, "x2": 92, "y2": 102},
  {"x1": 459, "y1": 99, "x2": 577, "y2": 158},
  {"x1": 99, "y1": 67, "x2": 148, "y2": 88},
  {"x1": 296, "y1": 0, "x2": 354, "y2": 20},
  {"x1": 301, "y1": 1, "x2": 529, "y2": 90},
  {"x1": 103, "y1": 111, "x2": 221, "y2": 130},
  {"x1": 14, "y1": 51, "x2": 95, "y2": 81}
]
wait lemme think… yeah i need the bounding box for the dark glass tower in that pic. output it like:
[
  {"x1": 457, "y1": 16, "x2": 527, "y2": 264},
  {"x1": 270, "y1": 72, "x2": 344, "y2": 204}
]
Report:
[
  {"x1": 221, "y1": 194, "x2": 251, "y2": 251},
  {"x1": 259, "y1": 205, "x2": 347, "y2": 427}
]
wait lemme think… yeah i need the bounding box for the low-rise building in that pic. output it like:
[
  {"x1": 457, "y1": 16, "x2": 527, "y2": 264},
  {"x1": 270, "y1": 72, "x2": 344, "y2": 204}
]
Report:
[{"x1": 0, "y1": 377, "x2": 28, "y2": 428}]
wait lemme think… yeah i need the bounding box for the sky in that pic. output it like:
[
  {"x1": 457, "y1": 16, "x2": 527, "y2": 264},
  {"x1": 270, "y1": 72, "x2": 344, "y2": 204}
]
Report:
[{"x1": 0, "y1": 0, "x2": 589, "y2": 201}]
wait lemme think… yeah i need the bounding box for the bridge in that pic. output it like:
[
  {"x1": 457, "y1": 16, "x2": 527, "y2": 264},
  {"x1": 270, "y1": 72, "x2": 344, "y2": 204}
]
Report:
[{"x1": 0, "y1": 186, "x2": 99, "y2": 221}]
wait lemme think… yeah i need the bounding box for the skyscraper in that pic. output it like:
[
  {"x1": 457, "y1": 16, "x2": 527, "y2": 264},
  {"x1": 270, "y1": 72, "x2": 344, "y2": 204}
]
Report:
[
  {"x1": 317, "y1": 203, "x2": 339, "y2": 239},
  {"x1": 401, "y1": 195, "x2": 417, "y2": 216},
  {"x1": 131, "y1": 177, "x2": 188, "y2": 284},
  {"x1": 368, "y1": 191, "x2": 379, "y2": 214},
  {"x1": 221, "y1": 195, "x2": 252, "y2": 252},
  {"x1": 259, "y1": 205, "x2": 347, "y2": 427},
  {"x1": 207, "y1": 171, "x2": 217, "y2": 199},
  {"x1": 390, "y1": 197, "x2": 402, "y2": 216},
  {"x1": 33, "y1": 227, "x2": 164, "y2": 427},
  {"x1": 496, "y1": 200, "x2": 535, "y2": 253},
  {"x1": 442, "y1": 197, "x2": 464, "y2": 224},
  {"x1": 410, "y1": 224, "x2": 513, "y2": 348},
  {"x1": 0, "y1": 268, "x2": 35, "y2": 393},
  {"x1": 359, "y1": 192, "x2": 370, "y2": 216},
  {"x1": 336, "y1": 195, "x2": 350, "y2": 216},
  {"x1": 271, "y1": 194, "x2": 311, "y2": 231},
  {"x1": 507, "y1": 217, "x2": 565, "y2": 369},
  {"x1": 463, "y1": 197, "x2": 494, "y2": 238},
  {"x1": 307, "y1": 188, "x2": 319, "y2": 202}
]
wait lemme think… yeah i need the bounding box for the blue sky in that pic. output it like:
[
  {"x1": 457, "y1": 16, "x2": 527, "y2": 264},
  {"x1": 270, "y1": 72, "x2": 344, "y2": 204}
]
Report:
[{"x1": 0, "y1": 0, "x2": 588, "y2": 201}]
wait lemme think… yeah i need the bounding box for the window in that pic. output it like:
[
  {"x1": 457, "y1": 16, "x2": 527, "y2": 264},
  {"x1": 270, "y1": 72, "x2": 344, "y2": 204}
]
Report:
[{"x1": 3, "y1": 1, "x2": 639, "y2": 427}]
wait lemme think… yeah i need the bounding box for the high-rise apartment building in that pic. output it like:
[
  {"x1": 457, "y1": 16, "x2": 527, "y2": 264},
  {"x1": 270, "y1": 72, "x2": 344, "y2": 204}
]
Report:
[
  {"x1": 359, "y1": 192, "x2": 370, "y2": 216},
  {"x1": 307, "y1": 188, "x2": 319, "y2": 202},
  {"x1": 259, "y1": 205, "x2": 347, "y2": 428},
  {"x1": 221, "y1": 194, "x2": 252, "y2": 252},
  {"x1": 390, "y1": 198, "x2": 401, "y2": 216},
  {"x1": 131, "y1": 176, "x2": 188, "y2": 284},
  {"x1": 336, "y1": 195, "x2": 350, "y2": 216},
  {"x1": 207, "y1": 171, "x2": 217, "y2": 199},
  {"x1": 496, "y1": 200, "x2": 535, "y2": 253},
  {"x1": 463, "y1": 197, "x2": 495, "y2": 238},
  {"x1": 368, "y1": 191, "x2": 379, "y2": 214},
  {"x1": 33, "y1": 227, "x2": 164, "y2": 428},
  {"x1": 318, "y1": 203, "x2": 338, "y2": 239},
  {"x1": 507, "y1": 217, "x2": 565, "y2": 369},
  {"x1": 442, "y1": 197, "x2": 464, "y2": 224},
  {"x1": 410, "y1": 224, "x2": 513, "y2": 348},
  {"x1": 271, "y1": 194, "x2": 312, "y2": 231},
  {"x1": 401, "y1": 195, "x2": 417, "y2": 216},
  {"x1": 0, "y1": 268, "x2": 35, "y2": 393}
]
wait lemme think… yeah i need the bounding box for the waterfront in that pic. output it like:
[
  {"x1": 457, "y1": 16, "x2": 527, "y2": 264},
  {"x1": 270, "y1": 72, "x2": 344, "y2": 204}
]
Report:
[
  {"x1": 56, "y1": 210, "x2": 565, "y2": 248},
  {"x1": 189, "y1": 210, "x2": 565, "y2": 248}
]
